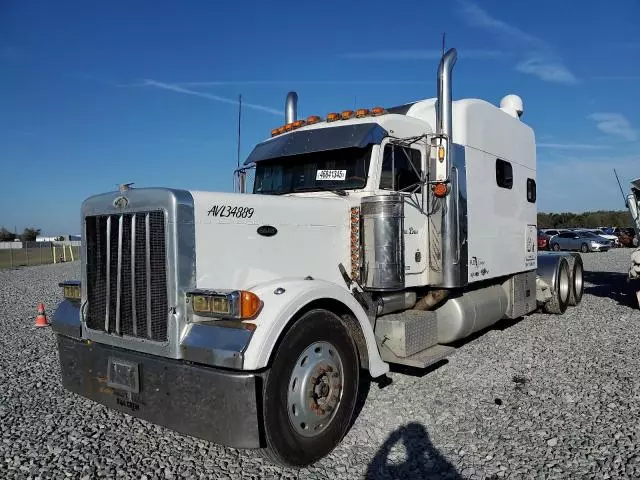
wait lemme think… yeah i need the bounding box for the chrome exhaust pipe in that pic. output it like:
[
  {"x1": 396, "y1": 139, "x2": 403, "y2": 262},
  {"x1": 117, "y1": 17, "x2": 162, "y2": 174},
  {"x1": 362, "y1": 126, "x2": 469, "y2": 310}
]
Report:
[
  {"x1": 285, "y1": 91, "x2": 298, "y2": 124},
  {"x1": 436, "y1": 49, "x2": 457, "y2": 138},
  {"x1": 436, "y1": 48, "x2": 466, "y2": 288}
]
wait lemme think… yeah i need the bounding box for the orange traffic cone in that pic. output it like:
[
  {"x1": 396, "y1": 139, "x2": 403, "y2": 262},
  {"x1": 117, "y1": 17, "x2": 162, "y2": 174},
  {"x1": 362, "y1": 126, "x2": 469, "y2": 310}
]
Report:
[{"x1": 35, "y1": 303, "x2": 49, "y2": 328}]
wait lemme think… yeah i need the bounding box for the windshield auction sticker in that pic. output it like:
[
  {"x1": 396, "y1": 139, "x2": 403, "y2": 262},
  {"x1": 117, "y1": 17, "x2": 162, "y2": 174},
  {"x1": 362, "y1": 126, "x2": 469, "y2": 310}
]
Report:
[{"x1": 316, "y1": 170, "x2": 347, "y2": 181}]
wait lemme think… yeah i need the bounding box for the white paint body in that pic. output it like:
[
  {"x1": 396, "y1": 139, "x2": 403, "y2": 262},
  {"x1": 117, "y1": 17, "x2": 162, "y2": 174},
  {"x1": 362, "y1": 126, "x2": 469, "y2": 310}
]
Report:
[{"x1": 189, "y1": 96, "x2": 536, "y2": 375}]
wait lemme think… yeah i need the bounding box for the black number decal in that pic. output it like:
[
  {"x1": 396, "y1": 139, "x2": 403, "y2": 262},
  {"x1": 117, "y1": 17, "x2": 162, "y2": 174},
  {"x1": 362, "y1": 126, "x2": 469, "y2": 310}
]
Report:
[{"x1": 207, "y1": 205, "x2": 255, "y2": 218}]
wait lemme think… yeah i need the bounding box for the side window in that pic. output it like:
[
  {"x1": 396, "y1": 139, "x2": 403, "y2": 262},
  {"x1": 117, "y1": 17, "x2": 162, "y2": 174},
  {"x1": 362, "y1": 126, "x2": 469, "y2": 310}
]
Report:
[
  {"x1": 380, "y1": 145, "x2": 422, "y2": 191},
  {"x1": 527, "y1": 178, "x2": 536, "y2": 203},
  {"x1": 496, "y1": 159, "x2": 513, "y2": 189}
]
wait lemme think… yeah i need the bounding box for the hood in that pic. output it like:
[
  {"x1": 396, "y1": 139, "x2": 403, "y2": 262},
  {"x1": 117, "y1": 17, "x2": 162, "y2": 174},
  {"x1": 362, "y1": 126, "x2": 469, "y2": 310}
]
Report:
[{"x1": 190, "y1": 191, "x2": 353, "y2": 290}]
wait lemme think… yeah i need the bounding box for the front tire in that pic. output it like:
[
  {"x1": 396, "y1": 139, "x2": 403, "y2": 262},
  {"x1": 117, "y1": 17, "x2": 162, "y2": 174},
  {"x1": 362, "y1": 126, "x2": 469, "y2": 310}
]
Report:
[
  {"x1": 552, "y1": 243, "x2": 560, "y2": 251},
  {"x1": 580, "y1": 243, "x2": 589, "y2": 253},
  {"x1": 260, "y1": 309, "x2": 360, "y2": 467}
]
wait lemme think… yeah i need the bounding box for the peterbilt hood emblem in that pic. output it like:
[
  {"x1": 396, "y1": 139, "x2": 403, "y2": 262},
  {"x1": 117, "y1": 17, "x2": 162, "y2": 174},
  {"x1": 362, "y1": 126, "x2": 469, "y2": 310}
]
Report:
[{"x1": 113, "y1": 196, "x2": 129, "y2": 209}]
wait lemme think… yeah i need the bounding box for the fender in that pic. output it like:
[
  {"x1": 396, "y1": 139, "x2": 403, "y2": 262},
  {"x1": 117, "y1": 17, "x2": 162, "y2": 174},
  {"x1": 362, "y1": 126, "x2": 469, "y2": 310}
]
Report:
[{"x1": 243, "y1": 278, "x2": 389, "y2": 378}]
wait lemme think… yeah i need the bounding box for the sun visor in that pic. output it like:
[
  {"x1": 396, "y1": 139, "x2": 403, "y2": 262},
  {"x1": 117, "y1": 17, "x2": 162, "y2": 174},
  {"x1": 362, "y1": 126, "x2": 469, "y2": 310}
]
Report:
[{"x1": 244, "y1": 123, "x2": 388, "y2": 165}]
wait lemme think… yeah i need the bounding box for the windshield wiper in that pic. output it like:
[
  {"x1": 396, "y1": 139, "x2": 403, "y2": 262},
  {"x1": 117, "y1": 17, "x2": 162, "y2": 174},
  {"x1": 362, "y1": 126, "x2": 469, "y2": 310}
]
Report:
[{"x1": 292, "y1": 186, "x2": 348, "y2": 196}]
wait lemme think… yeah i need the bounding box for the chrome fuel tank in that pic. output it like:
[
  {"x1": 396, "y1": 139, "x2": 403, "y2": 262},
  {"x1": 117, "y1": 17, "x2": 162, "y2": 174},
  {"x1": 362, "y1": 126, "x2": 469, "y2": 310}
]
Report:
[{"x1": 360, "y1": 194, "x2": 405, "y2": 291}]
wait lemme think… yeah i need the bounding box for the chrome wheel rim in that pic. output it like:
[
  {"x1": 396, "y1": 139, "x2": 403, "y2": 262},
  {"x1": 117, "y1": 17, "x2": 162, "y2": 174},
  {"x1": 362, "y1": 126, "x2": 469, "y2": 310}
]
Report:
[
  {"x1": 287, "y1": 341, "x2": 344, "y2": 437},
  {"x1": 574, "y1": 262, "x2": 583, "y2": 299},
  {"x1": 558, "y1": 264, "x2": 570, "y2": 304}
]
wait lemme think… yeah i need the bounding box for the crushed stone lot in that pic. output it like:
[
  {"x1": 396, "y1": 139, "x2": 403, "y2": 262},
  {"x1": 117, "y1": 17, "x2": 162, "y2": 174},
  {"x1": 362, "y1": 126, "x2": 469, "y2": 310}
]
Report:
[{"x1": 1, "y1": 249, "x2": 640, "y2": 479}]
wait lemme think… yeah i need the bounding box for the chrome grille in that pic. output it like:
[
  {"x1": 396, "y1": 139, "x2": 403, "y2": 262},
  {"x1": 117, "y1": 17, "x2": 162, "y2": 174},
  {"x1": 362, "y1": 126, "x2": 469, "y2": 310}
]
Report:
[{"x1": 85, "y1": 211, "x2": 168, "y2": 341}]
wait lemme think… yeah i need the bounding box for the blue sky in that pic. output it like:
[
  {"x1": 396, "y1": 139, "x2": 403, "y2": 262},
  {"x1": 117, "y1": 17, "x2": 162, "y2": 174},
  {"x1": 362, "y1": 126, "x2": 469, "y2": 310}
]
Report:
[{"x1": 1, "y1": 0, "x2": 639, "y2": 235}]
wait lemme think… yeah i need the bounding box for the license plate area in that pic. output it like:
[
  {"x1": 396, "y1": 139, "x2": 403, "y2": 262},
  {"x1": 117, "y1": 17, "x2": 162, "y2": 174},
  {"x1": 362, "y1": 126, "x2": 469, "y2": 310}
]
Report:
[{"x1": 107, "y1": 357, "x2": 140, "y2": 393}]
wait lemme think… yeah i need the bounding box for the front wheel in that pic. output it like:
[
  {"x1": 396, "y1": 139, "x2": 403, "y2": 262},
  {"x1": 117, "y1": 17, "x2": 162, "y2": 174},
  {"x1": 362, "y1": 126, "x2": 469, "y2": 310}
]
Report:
[
  {"x1": 260, "y1": 309, "x2": 360, "y2": 467},
  {"x1": 552, "y1": 243, "x2": 561, "y2": 251},
  {"x1": 580, "y1": 243, "x2": 589, "y2": 253}
]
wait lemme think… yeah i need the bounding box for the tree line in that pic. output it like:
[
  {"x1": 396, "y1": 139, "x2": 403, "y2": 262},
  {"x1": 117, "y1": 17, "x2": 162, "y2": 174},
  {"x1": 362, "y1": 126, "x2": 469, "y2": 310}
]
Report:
[
  {"x1": 537, "y1": 210, "x2": 634, "y2": 229},
  {"x1": 0, "y1": 227, "x2": 42, "y2": 242},
  {"x1": 2, "y1": 210, "x2": 634, "y2": 242}
]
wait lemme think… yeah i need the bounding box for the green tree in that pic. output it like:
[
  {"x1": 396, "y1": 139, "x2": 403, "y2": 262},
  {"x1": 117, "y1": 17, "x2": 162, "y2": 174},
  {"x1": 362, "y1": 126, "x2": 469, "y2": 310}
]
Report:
[
  {"x1": 0, "y1": 227, "x2": 16, "y2": 241},
  {"x1": 537, "y1": 210, "x2": 634, "y2": 229},
  {"x1": 21, "y1": 227, "x2": 41, "y2": 242}
]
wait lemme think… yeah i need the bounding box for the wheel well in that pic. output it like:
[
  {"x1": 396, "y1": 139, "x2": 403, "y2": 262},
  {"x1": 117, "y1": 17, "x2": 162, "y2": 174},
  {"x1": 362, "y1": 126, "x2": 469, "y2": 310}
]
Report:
[{"x1": 267, "y1": 298, "x2": 370, "y2": 371}]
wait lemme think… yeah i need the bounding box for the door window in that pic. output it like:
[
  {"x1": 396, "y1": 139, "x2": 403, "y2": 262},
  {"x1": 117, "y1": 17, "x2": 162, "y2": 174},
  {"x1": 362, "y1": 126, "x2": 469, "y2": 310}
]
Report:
[{"x1": 380, "y1": 145, "x2": 422, "y2": 192}]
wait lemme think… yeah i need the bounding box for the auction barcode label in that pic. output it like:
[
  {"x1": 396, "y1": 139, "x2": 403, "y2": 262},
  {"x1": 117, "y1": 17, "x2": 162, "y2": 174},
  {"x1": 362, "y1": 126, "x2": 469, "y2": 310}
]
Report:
[{"x1": 316, "y1": 169, "x2": 347, "y2": 181}]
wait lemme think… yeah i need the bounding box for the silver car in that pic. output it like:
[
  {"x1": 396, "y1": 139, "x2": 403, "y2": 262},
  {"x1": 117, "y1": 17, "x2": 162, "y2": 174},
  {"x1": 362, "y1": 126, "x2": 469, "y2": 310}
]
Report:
[{"x1": 549, "y1": 231, "x2": 611, "y2": 253}]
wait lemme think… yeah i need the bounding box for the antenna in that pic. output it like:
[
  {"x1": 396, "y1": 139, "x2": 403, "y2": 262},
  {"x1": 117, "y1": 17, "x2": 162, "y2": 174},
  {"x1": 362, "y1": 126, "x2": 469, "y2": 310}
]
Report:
[
  {"x1": 236, "y1": 94, "x2": 242, "y2": 170},
  {"x1": 614, "y1": 168, "x2": 627, "y2": 206}
]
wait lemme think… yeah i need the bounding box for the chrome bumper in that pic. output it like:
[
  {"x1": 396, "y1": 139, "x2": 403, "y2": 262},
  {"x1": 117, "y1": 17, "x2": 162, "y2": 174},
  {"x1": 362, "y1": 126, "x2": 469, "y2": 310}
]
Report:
[
  {"x1": 56, "y1": 335, "x2": 263, "y2": 449},
  {"x1": 52, "y1": 300, "x2": 253, "y2": 370}
]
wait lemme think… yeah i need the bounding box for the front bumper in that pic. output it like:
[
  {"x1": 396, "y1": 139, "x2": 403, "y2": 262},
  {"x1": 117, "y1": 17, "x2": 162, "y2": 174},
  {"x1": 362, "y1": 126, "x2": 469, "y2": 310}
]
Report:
[
  {"x1": 56, "y1": 335, "x2": 263, "y2": 449},
  {"x1": 591, "y1": 244, "x2": 609, "y2": 252}
]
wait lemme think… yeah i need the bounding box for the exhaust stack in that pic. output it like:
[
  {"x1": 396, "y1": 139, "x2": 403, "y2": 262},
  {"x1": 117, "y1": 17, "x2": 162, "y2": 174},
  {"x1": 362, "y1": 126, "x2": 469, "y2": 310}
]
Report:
[
  {"x1": 285, "y1": 91, "x2": 298, "y2": 124},
  {"x1": 435, "y1": 48, "x2": 467, "y2": 289},
  {"x1": 436, "y1": 48, "x2": 457, "y2": 139}
]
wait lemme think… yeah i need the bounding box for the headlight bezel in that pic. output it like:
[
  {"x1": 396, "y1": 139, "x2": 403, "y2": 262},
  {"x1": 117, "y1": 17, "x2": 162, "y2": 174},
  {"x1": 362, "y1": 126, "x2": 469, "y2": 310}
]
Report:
[{"x1": 186, "y1": 289, "x2": 262, "y2": 320}]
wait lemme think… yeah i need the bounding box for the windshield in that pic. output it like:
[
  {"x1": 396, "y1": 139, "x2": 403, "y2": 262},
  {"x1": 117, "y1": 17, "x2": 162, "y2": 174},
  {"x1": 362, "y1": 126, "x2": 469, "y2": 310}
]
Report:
[{"x1": 253, "y1": 146, "x2": 372, "y2": 195}]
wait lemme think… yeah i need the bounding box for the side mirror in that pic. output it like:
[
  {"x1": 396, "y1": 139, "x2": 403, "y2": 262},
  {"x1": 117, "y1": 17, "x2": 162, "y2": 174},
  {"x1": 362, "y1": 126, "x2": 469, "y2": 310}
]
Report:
[{"x1": 628, "y1": 194, "x2": 639, "y2": 220}]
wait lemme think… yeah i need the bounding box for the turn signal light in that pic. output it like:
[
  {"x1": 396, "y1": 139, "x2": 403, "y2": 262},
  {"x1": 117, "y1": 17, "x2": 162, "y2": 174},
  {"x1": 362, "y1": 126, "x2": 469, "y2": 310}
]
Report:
[
  {"x1": 438, "y1": 146, "x2": 446, "y2": 161},
  {"x1": 341, "y1": 110, "x2": 354, "y2": 120},
  {"x1": 355, "y1": 108, "x2": 370, "y2": 118},
  {"x1": 432, "y1": 182, "x2": 448, "y2": 198},
  {"x1": 371, "y1": 106, "x2": 385, "y2": 116},
  {"x1": 306, "y1": 115, "x2": 321, "y2": 124},
  {"x1": 327, "y1": 112, "x2": 340, "y2": 122},
  {"x1": 240, "y1": 291, "x2": 261, "y2": 319}
]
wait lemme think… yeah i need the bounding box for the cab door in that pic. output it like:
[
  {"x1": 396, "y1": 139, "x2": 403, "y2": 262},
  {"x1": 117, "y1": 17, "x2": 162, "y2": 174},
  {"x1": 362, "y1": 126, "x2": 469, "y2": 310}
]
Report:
[{"x1": 378, "y1": 140, "x2": 428, "y2": 284}]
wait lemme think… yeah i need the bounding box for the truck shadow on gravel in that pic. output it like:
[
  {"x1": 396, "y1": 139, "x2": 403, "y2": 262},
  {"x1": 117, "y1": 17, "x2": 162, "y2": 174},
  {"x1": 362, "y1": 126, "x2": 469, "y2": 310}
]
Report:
[
  {"x1": 583, "y1": 271, "x2": 639, "y2": 308},
  {"x1": 366, "y1": 422, "x2": 461, "y2": 480}
]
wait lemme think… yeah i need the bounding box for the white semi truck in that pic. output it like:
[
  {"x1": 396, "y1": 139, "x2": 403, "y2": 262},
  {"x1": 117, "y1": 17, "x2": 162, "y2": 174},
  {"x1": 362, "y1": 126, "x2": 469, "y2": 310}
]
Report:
[
  {"x1": 626, "y1": 178, "x2": 640, "y2": 307},
  {"x1": 52, "y1": 49, "x2": 584, "y2": 467}
]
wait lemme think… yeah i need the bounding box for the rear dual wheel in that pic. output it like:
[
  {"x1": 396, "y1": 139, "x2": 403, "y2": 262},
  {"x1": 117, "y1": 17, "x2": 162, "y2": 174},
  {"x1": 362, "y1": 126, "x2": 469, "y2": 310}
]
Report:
[
  {"x1": 544, "y1": 257, "x2": 571, "y2": 314},
  {"x1": 260, "y1": 309, "x2": 360, "y2": 467}
]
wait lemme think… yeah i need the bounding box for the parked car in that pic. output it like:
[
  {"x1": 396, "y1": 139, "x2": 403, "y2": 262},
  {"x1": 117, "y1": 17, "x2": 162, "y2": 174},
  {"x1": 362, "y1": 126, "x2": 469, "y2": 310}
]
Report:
[
  {"x1": 618, "y1": 227, "x2": 638, "y2": 247},
  {"x1": 549, "y1": 231, "x2": 612, "y2": 253},
  {"x1": 587, "y1": 229, "x2": 620, "y2": 247},
  {"x1": 541, "y1": 229, "x2": 568, "y2": 237},
  {"x1": 537, "y1": 230, "x2": 550, "y2": 250}
]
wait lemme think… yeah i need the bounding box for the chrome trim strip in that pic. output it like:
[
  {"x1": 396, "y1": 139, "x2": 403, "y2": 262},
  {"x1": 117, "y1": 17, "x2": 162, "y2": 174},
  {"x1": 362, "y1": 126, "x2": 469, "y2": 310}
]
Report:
[
  {"x1": 105, "y1": 215, "x2": 111, "y2": 332},
  {"x1": 145, "y1": 212, "x2": 152, "y2": 339},
  {"x1": 180, "y1": 323, "x2": 252, "y2": 369},
  {"x1": 131, "y1": 213, "x2": 137, "y2": 337},
  {"x1": 115, "y1": 215, "x2": 123, "y2": 335},
  {"x1": 51, "y1": 299, "x2": 82, "y2": 338},
  {"x1": 438, "y1": 144, "x2": 468, "y2": 288}
]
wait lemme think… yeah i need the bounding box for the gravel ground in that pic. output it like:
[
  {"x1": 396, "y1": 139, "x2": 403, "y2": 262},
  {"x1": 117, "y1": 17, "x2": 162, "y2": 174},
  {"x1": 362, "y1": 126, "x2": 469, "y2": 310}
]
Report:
[{"x1": 1, "y1": 249, "x2": 640, "y2": 479}]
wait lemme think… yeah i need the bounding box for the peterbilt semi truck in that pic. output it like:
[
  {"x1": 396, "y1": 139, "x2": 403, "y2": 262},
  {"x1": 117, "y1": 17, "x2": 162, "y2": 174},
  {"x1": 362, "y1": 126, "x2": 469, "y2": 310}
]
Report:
[
  {"x1": 626, "y1": 178, "x2": 640, "y2": 307},
  {"x1": 52, "y1": 48, "x2": 584, "y2": 467}
]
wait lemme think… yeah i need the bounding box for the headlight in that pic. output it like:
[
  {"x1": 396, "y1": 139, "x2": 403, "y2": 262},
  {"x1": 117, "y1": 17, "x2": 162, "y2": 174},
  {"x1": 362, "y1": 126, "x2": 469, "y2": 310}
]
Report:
[
  {"x1": 187, "y1": 289, "x2": 261, "y2": 319},
  {"x1": 59, "y1": 281, "x2": 81, "y2": 302},
  {"x1": 590, "y1": 241, "x2": 600, "y2": 247}
]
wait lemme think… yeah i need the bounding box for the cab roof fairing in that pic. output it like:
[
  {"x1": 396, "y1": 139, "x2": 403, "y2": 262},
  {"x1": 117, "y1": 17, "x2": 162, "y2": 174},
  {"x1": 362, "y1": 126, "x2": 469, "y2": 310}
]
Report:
[{"x1": 243, "y1": 115, "x2": 433, "y2": 166}]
